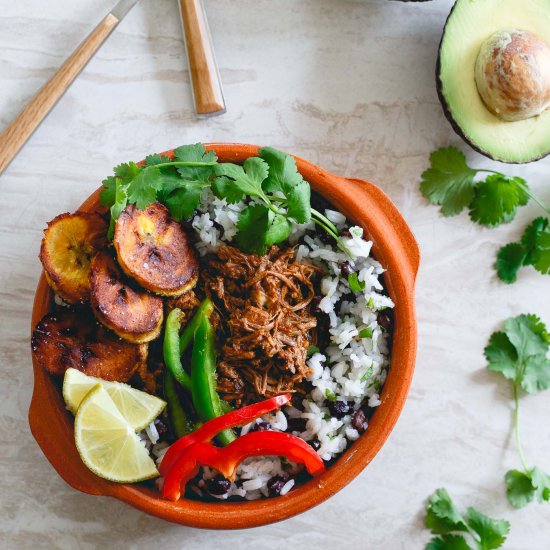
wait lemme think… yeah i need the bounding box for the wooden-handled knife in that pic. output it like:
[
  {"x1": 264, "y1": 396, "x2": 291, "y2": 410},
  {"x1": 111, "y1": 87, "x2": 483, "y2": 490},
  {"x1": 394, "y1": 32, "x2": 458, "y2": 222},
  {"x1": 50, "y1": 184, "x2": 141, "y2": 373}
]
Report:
[
  {"x1": 0, "y1": 0, "x2": 140, "y2": 176},
  {"x1": 178, "y1": 0, "x2": 226, "y2": 117}
]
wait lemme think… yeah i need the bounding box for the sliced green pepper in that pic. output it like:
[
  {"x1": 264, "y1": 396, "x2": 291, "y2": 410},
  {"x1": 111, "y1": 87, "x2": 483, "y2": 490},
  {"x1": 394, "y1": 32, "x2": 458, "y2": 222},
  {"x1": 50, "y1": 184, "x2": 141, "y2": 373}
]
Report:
[
  {"x1": 163, "y1": 308, "x2": 192, "y2": 390},
  {"x1": 179, "y1": 298, "x2": 214, "y2": 351},
  {"x1": 164, "y1": 371, "x2": 193, "y2": 438},
  {"x1": 191, "y1": 315, "x2": 236, "y2": 446}
]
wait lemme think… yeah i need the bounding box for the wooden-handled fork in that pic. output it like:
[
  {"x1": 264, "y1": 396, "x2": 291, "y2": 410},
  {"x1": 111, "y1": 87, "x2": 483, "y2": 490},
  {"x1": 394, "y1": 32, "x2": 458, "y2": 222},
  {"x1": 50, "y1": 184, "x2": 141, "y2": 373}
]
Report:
[{"x1": 0, "y1": 0, "x2": 139, "y2": 176}]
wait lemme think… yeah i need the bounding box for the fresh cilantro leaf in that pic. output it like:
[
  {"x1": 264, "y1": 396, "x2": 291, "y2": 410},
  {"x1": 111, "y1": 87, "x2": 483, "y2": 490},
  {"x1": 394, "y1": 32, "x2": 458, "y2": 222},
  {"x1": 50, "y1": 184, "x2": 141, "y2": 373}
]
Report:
[
  {"x1": 426, "y1": 535, "x2": 473, "y2": 550},
  {"x1": 505, "y1": 470, "x2": 535, "y2": 508},
  {"x1": 466, "y1": 507, "x2": 510, "y2": 550},
  {"x1": 324, "y1": 389, "x2": 336, "y2": 402},
  {"x1": 107, "y1": 179, "x2": 128, "y2": 239},
  {"x1": 114, "y1": 162, "x2": 141, "y2": 185},
  {"x1": 485, "y1": 331, "x2": 518, "y2": 381},
  {"x1": 236, "y1": 204, "x2": 271, "y2": 254},
  {"x1": 504, "y1": 314, "x2": 549, "y2": 363},
  {"x1": 100, "y1": 176, "x2": 117, "y2": 207},
  {"x1": 470, "y1": 175, "x2": 528, "y2": 228},
  {"x1": 529, "y1": 222, "x2": 550, "y2": 275},
  {"x1": 307, "y1": 345, "x2": 320, "y2": 356},
  {"x1": 361, "y1": 365, "x2": 374, "y2": 382},
  {"x1": 173, "y1": 143, "x2": 217, "y2": 165},
  {"x1": 259, "y1": 147, "x2": 311, "y2": 223},
  {"x1": 495, "y1": 243, "x2": 527, "y2": 284},
  {"x1": 145, "y1": 153, "x2": 172, "y2": 166},
  {"x1": 126, "y1": 166, "x2": 164, "y2": 210},
  {"x1": 164, "y1": 183, "x2": 206, "y2": 221},
  {"x1": 521, "y1": 353, "x2": 550, "y2": 394},
  {"x1": 214, "y1": 158, "x2": 269, "y2": 200},
  {"x1": 259, "y1": 147, "x2": 303, "y2": 194},
  {"x1": 359, "y1": 327, "x2": 373, "y2": 339},
  {"x1": 426, "y1": 489, "x2": 468, "y2": 535},
  {"x1": 425, "y1": 489, "x2": 509, "y2": 550},
  {"x1": 211, "y1": 175, "x2": 245, "y2": 204},
  {"x1": 348, "y1": 272, "x2": 365, "y2": 292},
  {"x1": 531, "y1": 467, "x2": 550, "y2": 502},
  {"x1": 420, "y1": 147, "x2": 476, "y2": 216},
  {"x1": 264, "y1": 213, "x2": 292, "y2": 247}
]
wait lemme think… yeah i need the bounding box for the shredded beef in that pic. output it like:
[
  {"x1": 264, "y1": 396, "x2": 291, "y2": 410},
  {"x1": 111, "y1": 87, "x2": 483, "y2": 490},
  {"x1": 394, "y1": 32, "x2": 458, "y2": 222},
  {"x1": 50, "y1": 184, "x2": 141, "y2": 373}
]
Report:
[{"x1": 203, "y1": 245, "x2": 320, "y2": 406}]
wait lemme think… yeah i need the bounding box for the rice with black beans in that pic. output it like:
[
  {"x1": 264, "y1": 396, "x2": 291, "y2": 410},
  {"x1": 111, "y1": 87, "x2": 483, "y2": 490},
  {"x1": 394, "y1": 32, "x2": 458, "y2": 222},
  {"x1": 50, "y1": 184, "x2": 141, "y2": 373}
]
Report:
[{"x1": 148, "y1": 189, "x2": 394, "y2": 500}]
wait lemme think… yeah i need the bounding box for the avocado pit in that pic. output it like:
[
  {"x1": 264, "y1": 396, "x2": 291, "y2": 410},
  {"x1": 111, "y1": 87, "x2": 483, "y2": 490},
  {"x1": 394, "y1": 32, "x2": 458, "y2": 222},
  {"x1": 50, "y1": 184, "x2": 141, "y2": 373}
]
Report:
[{"x1": 475, "y1": 29, "x2": 550, "y2": 122}]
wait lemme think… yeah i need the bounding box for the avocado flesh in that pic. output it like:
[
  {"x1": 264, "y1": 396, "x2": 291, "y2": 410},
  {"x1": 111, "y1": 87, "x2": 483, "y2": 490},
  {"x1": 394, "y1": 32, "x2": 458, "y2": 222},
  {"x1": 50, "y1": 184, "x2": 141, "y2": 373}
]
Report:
[{"x1": 439, "y1": 0, "x2": 550, "y2": 163}]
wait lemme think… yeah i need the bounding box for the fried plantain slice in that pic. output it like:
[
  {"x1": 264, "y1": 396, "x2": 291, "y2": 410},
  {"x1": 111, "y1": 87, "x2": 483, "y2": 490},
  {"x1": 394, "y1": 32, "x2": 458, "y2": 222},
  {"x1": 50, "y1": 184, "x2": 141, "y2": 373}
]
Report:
[
  {"x1": 114, "y1": 203, "x2": 199, "y2": 297},
  {"x1": 40, "y1": 212, "x2": 108, "y2": 304},
  {"x1": 90, "y1": 250, "x2": 163, "y2": 343},
  {"x1": 31, "y1": 309, "x2": 148, "y2": 382}
]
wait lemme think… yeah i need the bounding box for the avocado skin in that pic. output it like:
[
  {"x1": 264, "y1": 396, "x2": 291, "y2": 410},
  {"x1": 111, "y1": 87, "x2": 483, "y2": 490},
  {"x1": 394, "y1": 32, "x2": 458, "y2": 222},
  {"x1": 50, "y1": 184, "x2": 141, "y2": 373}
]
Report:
[{"x1": 435, "y1": 1, "x2": 550, "y2": 164}]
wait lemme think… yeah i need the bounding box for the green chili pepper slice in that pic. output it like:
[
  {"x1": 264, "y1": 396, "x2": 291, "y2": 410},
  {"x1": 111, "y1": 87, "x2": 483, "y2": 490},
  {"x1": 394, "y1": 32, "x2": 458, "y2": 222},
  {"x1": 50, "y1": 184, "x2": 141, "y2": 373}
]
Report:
[
  {"x1": 179, "y1": 298, "x2": 214, "y2": 351},
  {"x1": 191, "y1": 315, "x2": 236, "y2": 446},
  {"x1": 163, "y1": 308, "x2": 192, "y2": 391},
  {"x1": 164, "y1": 371, "x2": 194, "y2": 438}
]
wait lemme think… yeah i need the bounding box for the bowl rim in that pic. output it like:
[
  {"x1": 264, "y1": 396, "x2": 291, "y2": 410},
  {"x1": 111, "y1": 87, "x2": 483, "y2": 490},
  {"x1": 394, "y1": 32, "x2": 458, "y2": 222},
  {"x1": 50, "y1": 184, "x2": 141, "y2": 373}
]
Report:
[{"x1": 29, "y1": 142, "x2": 419, "y2": 529}]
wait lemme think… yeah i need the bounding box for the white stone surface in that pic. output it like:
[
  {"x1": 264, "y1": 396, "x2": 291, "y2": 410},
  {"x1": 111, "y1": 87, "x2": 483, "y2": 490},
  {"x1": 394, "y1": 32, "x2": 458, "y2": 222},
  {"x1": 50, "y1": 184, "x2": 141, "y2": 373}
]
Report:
[{"x1": 1, "y1": 0, "x2": 549, "y2": 548}]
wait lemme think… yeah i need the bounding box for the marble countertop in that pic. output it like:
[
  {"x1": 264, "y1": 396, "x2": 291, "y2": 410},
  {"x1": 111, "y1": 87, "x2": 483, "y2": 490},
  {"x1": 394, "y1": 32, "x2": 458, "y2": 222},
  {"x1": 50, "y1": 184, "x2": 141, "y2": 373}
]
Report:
[{"x1": 1, "y1": 0, "x2": 549, "y2": 548}]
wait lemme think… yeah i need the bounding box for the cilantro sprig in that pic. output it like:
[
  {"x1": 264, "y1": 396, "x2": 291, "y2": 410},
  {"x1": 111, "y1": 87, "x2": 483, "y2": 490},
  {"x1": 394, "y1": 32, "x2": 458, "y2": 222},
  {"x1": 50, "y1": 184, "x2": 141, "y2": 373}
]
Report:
[
  {"x1": 100, "y1": 143, "x2": 349, "y2": 256},
  {"x1": 485, "y1": 314, "x2": 550, "y2": 508},
  {"x1": 496, "y1": 217, "x2": 550, "y2": 283},
  {"x1": 420, "y1": 146, "x2": 550, "y2": 228},
  {"x1": 424, "y1": 488, "x2": 510, "y2": 549}
]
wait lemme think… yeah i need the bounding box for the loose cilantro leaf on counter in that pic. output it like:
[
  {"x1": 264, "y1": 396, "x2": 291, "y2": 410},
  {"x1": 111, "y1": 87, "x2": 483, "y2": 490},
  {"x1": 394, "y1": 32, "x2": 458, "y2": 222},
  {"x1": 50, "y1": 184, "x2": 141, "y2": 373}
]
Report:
[
  {"x1": 420, "y1": 147, "x2": 477, "y2": 217},
  {"x1": 424, "y1": 489, "x2": 510, "y2": 550},
  {"x1": 420, "y1": 146, "x2": 550, "y2": 228},
  {"x1": 485, "y1": 314, "x2": 550, "y2": 509},
  {"x1": 495, "y1": 217, "x2": 550, "y2": 283}
]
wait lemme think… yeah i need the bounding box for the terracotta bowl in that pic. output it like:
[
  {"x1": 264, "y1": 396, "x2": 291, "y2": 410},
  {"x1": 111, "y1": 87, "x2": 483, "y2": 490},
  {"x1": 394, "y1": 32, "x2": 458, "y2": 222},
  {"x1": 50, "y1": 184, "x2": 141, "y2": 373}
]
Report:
[{"x1": 29, "y1": 143, "x2": 419, "y2": 529}]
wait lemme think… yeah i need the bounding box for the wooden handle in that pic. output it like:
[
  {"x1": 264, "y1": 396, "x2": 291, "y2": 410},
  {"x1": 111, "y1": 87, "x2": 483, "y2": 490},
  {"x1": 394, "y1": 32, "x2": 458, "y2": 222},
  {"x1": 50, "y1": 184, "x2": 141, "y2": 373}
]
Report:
[
  {"x1": 0, "y1": 13, "x2": 119, "y2": 175},
  {"x1": 179, "y1": 0, "x2": 225, "y2": 116}
]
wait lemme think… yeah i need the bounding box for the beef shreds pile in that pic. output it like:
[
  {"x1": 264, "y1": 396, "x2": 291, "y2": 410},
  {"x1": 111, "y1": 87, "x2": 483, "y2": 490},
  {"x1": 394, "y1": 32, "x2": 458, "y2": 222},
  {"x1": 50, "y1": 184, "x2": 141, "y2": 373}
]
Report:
[{"x1": 203, "y1": 245, "x2": 320, "y2": 406}]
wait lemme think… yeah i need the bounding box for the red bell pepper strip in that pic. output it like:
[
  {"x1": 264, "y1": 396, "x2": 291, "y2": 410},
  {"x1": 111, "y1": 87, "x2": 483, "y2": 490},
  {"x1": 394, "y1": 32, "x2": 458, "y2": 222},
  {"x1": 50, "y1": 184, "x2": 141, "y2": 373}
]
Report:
[
  {"x1": 159, "y1": 393, "x2": 291, "y2": 476},
  {"x1": 162, "y1": 431, "x2": 325, "y2": 501}
]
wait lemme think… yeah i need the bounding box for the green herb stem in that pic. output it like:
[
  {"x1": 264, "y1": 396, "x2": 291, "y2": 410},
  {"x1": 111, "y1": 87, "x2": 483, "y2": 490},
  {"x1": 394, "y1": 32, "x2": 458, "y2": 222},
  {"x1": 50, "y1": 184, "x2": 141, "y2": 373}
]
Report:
[
  {"x1": 513, "y1": 380, "x2": 530, "y2": 475},
  {"x1": 154, "y1": 161, "x2": 218, "y2": 169}
]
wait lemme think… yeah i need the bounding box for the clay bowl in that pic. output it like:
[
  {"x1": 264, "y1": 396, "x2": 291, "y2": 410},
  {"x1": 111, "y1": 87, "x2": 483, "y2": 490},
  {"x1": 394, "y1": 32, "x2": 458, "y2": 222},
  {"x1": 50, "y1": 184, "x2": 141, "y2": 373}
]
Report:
[{"x1": 29, "y1": 143, "x2": 419, "y2": 529}]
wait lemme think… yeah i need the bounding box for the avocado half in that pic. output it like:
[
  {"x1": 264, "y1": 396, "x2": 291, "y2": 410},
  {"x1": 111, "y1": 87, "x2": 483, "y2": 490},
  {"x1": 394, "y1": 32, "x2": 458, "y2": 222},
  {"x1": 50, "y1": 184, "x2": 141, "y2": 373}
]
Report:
[{"x1": 437, "y1": 0, "x2": 550, "y2": 163}]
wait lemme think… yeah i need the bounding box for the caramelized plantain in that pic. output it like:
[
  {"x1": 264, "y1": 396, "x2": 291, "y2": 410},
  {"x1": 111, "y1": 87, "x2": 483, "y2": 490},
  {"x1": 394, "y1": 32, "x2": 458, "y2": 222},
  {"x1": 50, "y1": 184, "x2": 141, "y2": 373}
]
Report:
[
  {"x1": 31, "y1": 309, "x2": 147, "y2": 382},
  {"x1": 114, "y1": 203, "x2": 198, "y2": 297},
  {"x1": 90, "y1": 250, "x2": 163, "y2": 343},
  {"x1": 40, "y1": 212, "x2": 108, "y2": 304}
]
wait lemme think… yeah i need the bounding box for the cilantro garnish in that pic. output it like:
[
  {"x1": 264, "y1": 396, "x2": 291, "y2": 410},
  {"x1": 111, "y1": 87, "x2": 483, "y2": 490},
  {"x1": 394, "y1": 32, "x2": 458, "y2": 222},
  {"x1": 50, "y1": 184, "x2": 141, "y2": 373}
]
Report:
[
  {"x1": 485, "y1": 314, "x2": 550, "y2": 509},
  {"x1": 348, "y1": 272, "x2": 365, "y2": 292},
  {"x1": 324, "y1": 388, "x2": 336, "y2": 402},
  {"x1": 359, "y1": 327, "x2": 373, "y2": 339},
  {"x1": 424, "y1": 488, "x2": 510, "y2": 550},
  {"x1": 100, "y1": 143, "x2": 351, "y2": 256},
  {"x1": 420, "y1": 146, "x2": 550, "y2": 227},
  {"x1": 307, "y1": 344, "x2": 320, "y2": 356},
  {"x1": 496, "y1": 217, "x2": 550, "y2": 283}
]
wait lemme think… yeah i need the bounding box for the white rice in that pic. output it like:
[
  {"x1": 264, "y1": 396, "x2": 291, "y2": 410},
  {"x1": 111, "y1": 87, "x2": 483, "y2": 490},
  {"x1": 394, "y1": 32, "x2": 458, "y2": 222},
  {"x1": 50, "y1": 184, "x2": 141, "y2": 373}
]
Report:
[{"x1": 150, "y1": 191, "x2": 393, "y2": 499}]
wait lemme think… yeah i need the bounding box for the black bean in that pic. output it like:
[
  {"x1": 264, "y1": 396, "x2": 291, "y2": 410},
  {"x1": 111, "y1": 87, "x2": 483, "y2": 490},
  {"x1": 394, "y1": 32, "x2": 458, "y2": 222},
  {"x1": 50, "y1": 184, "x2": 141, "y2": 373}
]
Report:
[
  {"x1": 287, "y1": 417, "x2": 307, "y2": 433},
  {"x1": 206, "y1": 474, "x2": 231, "y2": 496},
  {"x1": 251, "y1": 421, "x2": 271, "y2": 432},
  {"x1": 377, "y1": 311, "x2": 392, "y2": 332},
  {"x1": 311, "y1": 296, "x2": 323, "y2": 314},
  {"x1": 310, "y1": 439, "x2": 321, "y2": 451},
  {"x1": 267, "y1": 473, "x2": 290, "y2": 496},
  {"x1": 352, "y1": 409, "x2": 368, "y2": 433},
  {"x1": 154, "y1": 418, "x2": 168, "y2": 441},
  {"x1": 339, "y1": 261, "x2": 353, "y2": 277},
  {"x1": 329, "y1": 400, "x2": 352, "y2": 419},
  {"x1": 317, "y1": 229, "x2": 334, "y2": 244}
]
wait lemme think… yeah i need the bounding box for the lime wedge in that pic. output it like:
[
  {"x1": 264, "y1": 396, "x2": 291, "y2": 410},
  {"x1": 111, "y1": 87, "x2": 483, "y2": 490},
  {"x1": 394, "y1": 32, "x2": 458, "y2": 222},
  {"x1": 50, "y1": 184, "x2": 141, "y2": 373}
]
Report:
[
  {"x1": 63, "y1": 368, "x2": 165, "y2": 431},
  {"x1": 74, "y1": 384, "x2": 159, "y2": 483}
]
